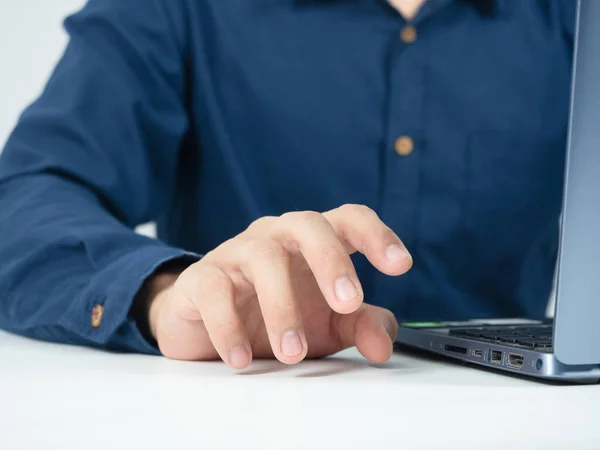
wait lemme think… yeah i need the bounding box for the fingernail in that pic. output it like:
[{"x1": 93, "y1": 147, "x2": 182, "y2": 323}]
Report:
[
  {"x1": 335, "y1": 276, "x2": 358, "y2": 302},
  {"x1": 281, "y1": 330, "x2": 303, "y2": 357},
  {"x1": 386, "y1": 244, "x2": 411, "y2": 262},
  {"x1": 229, "y1": 345, "x2": 250, "y2": 368}
]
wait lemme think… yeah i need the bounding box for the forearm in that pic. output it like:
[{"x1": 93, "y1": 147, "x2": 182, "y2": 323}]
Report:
[
  {"x1": 0, "y1": 0, "x2": 198, "y2": 353},
  {"x1": 0, "y1": 173, "x2": 198, "y2": 353}
]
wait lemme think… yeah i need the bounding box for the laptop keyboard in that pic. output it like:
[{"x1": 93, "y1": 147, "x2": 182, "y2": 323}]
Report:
[{"x1": 448, "y1": 324, "x2": 553, "y2": 352}]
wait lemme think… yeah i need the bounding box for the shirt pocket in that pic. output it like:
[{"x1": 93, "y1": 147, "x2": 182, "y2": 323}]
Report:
[{"x1": 464, "y1": 130, "x2": 565, "y2": 262}]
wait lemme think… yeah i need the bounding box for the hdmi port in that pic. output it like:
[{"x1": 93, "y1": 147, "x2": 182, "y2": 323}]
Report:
[{"x1": 508, "y1": 353, "x2": 524, "y2": 369}]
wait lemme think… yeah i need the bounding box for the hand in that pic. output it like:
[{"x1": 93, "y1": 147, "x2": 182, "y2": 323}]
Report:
[{"x1": 147, "y1": 204, "x2": 412, "y2": 368}]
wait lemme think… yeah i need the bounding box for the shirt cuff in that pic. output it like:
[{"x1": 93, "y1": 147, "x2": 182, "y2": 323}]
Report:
[{"x1": 59, "y1": 244, "x2": 201, "y2": 354}]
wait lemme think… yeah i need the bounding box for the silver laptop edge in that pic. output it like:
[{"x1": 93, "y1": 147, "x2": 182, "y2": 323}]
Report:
[{"x1": 395, "y1": 0, "x2": 600, "y2": 383}]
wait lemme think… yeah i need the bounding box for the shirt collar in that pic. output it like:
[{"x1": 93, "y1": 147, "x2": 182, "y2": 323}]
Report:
[
  {"x1": 469, "y1": 0, "x2": 505, "y2": 16},
  {"x1": 295, "y1": 0, "x2": 504, "y2": 18}
]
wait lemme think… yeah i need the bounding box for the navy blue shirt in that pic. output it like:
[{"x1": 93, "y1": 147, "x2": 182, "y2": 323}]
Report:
[{"x1": 0, "y1": 0, "x2": 576, "y2": 354}]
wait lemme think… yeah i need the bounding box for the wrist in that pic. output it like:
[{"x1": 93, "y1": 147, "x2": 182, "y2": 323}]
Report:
[
  {"x1": 146, "y1": 271, "x2": 179, "y2": 340},
  {"x1": 132, "y1": 263, "x2": 184, "y2": 344}
]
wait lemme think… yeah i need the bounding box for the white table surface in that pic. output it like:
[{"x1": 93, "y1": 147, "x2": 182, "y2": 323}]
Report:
[{"x1": 1, "y1": 330, "x2": 599, "y2": 450}]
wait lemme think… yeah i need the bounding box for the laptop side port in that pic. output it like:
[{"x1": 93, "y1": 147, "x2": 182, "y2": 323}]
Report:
[
  {"x1": 507, "y1": 353, "x2": 524, "y2": 369},
  {"x1": 490, "y1": 350, "x2": 503, "y2": 364},
  {"x1": 444, "y1": 344, "x2": 467, "y2": 355},
  {"x1": 472, "y1": 349, "x2": 483, "y2": 358}
]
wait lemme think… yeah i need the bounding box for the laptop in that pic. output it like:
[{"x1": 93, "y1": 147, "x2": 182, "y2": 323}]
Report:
[{"x1": 394, "y1": 0, "x2": 600, "y2": 383}]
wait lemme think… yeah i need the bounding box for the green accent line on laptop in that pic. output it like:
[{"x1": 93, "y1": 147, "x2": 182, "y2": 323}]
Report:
[{"x1": 401, "y1": 322, "x2": 444, "y2": 328}]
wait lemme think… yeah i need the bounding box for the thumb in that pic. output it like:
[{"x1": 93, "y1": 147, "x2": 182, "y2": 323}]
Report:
[{"x1": 334, "y1": 304, "x2": 398, "y2": 364}]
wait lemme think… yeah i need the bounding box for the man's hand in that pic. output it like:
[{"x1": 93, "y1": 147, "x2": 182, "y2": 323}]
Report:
[{"x1": 146, "y1": 204, "x2": 412, "y2": 368}]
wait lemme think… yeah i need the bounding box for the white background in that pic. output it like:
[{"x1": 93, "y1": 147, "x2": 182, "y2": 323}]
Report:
[{"x1": 0, "y1": 1, "x2": 86, "y2": 149}]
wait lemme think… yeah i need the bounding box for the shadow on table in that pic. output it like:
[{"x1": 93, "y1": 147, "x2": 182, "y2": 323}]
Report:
[
  {"x1": 238, "y1": 356, "x2": 413, "y2": 378},
  {"x1": 237, "y1": 363, "x2": 287, "y2": 376},
  {"x1": 296, "y1": 358, "x2": 408, "y2": 378}
]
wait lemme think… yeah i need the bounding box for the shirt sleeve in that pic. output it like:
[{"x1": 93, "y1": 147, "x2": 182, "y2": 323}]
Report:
[{"x1": 0, "y1": 0, "x2": 200, "y2": 354}]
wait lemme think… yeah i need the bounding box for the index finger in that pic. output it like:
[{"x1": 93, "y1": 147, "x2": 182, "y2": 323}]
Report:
[{"x1": 324, "y1": 204, "x2": 412, "y2": 276}]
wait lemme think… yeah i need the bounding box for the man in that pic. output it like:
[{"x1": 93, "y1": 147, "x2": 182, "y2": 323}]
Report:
[{"x1": 0, "y1": 0, "x2": 575, "y2": 369}]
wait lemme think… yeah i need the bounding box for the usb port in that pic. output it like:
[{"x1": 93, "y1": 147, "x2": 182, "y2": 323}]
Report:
[
  {"x1": 508, "y1": 354, "x2": 524, "y2": 369},
  {"x1": 490, "y1": 350, "x2": 503, "y2": 364},
  {"x1": 472, "y1": 349, "x2": 483, "y2": 358}
]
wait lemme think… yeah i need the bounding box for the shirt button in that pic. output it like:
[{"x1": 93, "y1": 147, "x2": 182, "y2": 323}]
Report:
[
  {"x1": 91, "y1": 305, "x2": 104, "y2": 328},
  {"x1": 395, "y1": 136, "x2": 414, "y2": 156},
  {"x1": 400, "y1": 25, "x2": 417, "y2": 44}
]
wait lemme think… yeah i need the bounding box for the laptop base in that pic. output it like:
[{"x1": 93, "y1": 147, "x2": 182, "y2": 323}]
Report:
[{"x1": 395, "y1": 321, "x2": 600, "y2": 383}]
